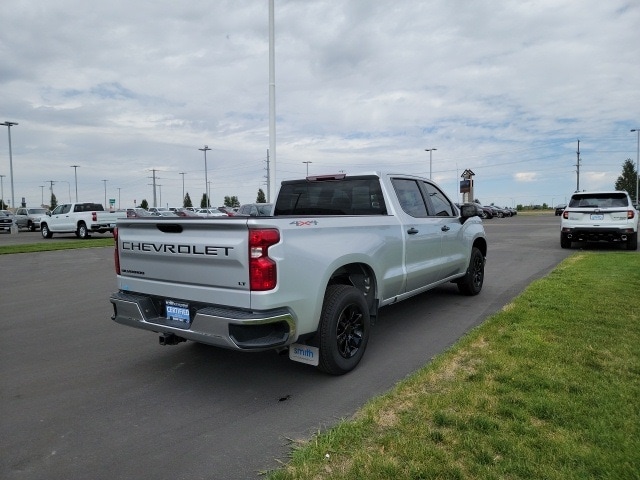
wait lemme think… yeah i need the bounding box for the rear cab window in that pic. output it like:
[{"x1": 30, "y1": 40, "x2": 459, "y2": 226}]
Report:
[{"x1": 274, "y1": 175, "x2": 387, "y2": 216}]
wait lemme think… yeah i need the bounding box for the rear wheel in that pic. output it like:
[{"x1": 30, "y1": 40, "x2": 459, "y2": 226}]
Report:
[
  {"x1": 560, "y1": 233, "x2": 572, "y2": 249},
  {"x1": 317, "y1": 285, "x2": 370, "y2": 375},
  {"x1": 457, "y1": 247, "x2": 485, "y2": 296},
  {"x1": 627, "y1": 233, "x2": 638, "y2": 251},
  {"x1": 77, "y1": 222, "x2": 89, "y2": 239}
]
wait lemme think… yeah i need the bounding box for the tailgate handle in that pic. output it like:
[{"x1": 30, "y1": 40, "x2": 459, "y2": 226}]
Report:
[{"x1": 156, "y1": 224, "x2": 183, "y2": 233}]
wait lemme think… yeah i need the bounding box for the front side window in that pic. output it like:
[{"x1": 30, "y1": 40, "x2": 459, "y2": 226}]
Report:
[{"x1": 423, "y1": 182, "x2": 454, "y2": 216}]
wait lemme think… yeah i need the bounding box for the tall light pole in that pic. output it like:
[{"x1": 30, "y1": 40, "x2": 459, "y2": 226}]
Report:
[
  {"x1": 425, "y1": 148, "x2": 437, "y2": 179},
  {"x1": 631, "y1": 129, "x2": 639, "y2": 207},
  {"x1": 40, "y1": 185, "x2": 44, "y2": 206},
  {"x1": 199, "y1": 145, "x2": 211, "y2": 207},
  {"x1": 102, "y1": 179, "x2": 108, "y2": 209},
  {"x1": 70, "y1": 165, "x2": 80, "y2": 202},
  {"x1": 0, "y1": 174, "x2": 4, "y2": 209},
  {"x1": 179, "y1": 172, "x2": 186, "y2": 206},
  {"x1": 1, "y1": 121, "x2": 18, "y2": 214},
  {"x1": 302, "y1": 161, "x2": 312, "y2": 176}
]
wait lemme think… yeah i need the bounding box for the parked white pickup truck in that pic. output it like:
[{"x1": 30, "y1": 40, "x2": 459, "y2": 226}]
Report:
[
  {"x1": 110, "y1": 172, "x2": 487, "y2": 374},
  {"x1": 41, "y1": 202, "x2": 125, "y2": 239}
]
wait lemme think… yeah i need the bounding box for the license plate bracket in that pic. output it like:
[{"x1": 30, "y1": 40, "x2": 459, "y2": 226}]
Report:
[{"x1": 165, "y1": 299, "x2": 190, "y2": 324}]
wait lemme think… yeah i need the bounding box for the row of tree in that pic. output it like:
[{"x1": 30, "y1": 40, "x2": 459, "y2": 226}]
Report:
[{"x1": 136, "y1": 188, "x2": 268, "y2": 211}]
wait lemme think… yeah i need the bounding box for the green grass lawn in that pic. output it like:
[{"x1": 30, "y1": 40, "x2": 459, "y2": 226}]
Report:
[
  {"x1": 268, "y1": 252, "x2": 640, "y2": 479},
  {"x1": 0, "y1": 237, "x2": 113, "y2": 254}
]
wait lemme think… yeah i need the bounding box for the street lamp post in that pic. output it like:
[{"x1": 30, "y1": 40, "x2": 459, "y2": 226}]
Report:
[
  {"x1": 425, "y1": 148, "x2": 437, "y2": 179},
  {"x1": 302, "y1": 161, "x2": 312, "y2": 176},
  {"x1": 0, "y1": 174, "x2": 4, "y2": 209},
  {"x1": 102, "y1": 179, "x2": 108, "y2": 209},
  {"x1": 179, "y1": 172, "x2": 186, "y2": 206},
  {"x1": 631, "y1": 129, "x2": 640, "y2": 207},
  {"x1": 199, "y1": 145, "x2": 211, "y2": 207},
  {"x1": 70, "y1": 165, "x2": 80, "y2": 202},
  {"x1": 1, "y1": 121, "x2": 18, "y2": 233}
]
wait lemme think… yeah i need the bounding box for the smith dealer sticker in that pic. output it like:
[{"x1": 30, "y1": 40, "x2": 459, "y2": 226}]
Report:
[{"x1": 289, "y1": 344, "x2": 319, "y2": 366}]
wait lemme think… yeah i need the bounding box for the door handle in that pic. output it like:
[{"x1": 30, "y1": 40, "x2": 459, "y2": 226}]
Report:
[
  {"x1": 441, "y1": 225, "x2": 450, "y2": 232},
  {"x1": 407, "y1": 227, "x2": 419, "y2": 235}
]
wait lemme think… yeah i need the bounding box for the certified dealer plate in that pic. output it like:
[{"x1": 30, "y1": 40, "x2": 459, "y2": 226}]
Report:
[
  {"x1": 590, "y1": 214, "x2": 604, "y2": 221},
  {"x1": 165, "y1": 300, "x2": 190, "y2": 323}
]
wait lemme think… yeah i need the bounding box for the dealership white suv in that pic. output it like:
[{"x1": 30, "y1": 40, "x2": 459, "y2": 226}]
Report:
[{"x1": 561, "y1": 191, "x2": 638, "y2": 250}]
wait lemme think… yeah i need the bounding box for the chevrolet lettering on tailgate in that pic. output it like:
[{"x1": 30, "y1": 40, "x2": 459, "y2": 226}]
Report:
[{"x1": 121, "y1": 241, "x2": 233, "y2": 256}]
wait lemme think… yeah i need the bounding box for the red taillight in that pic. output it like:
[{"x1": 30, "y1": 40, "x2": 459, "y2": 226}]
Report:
[
  {"x1": 249, "y1": 228, "x2": 279, "y2": 291},
  {"x1": 113, "y1": 227, "x2": 121, "y2": 275},
  {"x1": 92, "y1": 211, "x2": 97, "y2": 222},
  {"x1": 562, "y1": 210, "x2": 569, "y2": 219},
  {"x1": 628, "y1": 210, "x2": 636, "y2": 219}
]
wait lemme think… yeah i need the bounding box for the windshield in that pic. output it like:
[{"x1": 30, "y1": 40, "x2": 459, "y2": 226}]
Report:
[{"x1": 30, "y1": 208, "x2": 47, "y2": 214}]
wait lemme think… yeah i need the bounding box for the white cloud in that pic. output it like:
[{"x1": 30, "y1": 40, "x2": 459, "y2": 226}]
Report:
[{"x1": 514, "y1": 172, "x2": 539, "y2": 182}]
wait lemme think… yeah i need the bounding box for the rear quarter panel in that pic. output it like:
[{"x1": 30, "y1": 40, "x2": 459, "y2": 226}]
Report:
[{"x1": 248, "y1": 215, "x2": 405, "y2": 336}]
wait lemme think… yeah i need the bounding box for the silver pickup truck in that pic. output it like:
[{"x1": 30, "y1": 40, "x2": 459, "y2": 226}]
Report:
[{"x1": 110, "y1": 172, "x2": 487, "y2": 374}]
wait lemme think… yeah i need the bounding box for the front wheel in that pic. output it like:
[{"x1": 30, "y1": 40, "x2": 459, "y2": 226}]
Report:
[
  {"x1": 41, "y1": 223, "x2": 53, "y2": 239},
  {"x1": 457, "y1": 247, "x2": 485, "y2": 296},
  {"x1": 317, "y1": 285, "x2": 370, "y2": 375}
]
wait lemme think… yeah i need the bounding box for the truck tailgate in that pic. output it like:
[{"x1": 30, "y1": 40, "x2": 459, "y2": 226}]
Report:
[{"x1": 116, "y1": 218, "x2": 251, "y2": 306}]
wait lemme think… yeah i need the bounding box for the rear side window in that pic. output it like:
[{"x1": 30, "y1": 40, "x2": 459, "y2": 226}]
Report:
[
  {"x1": 274, "y1": 176, "x2": 387, "y2": 216},
  {"x1": 392, "y1": 179, "x2": 428, "y2": 217}
]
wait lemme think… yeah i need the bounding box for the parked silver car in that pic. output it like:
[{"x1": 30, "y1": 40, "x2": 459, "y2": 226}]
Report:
[
  {"x1": 14, "y1": 207, "x2": 49, "y2": 231},
  {"x1": 0, "y1": 210, "x2": 14, "y2": 232},
  {"x1": 236, "y1": 203, "x2": 274, "y2": 216}
]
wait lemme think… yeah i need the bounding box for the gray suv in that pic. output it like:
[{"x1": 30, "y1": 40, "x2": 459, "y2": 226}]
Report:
[{"x1": 14, "y1": 207, "x2": 49, "y2": 231}]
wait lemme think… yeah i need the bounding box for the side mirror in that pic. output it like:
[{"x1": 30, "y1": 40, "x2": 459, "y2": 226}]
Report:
[
  {"x1": 459, "y1": 203, "x2": 479, "y2": 222},
  {"x1": 46, "y1": 211, "x2": 52, "y2": 216}
]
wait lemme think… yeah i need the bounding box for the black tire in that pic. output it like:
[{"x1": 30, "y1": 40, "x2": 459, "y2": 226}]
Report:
[
  {"x1": 560, "y1": 233, "x2": 571, "y2": 249},
  {"x1": 77, "y1": 222, "x2": 89, "y2": 239},
  {"x1": 41, "y1": 223, "x2": 53, "y2": 239},
  {"x1": 457, "y1": 247, "x2": 485, "y2": 296},
  {"x1": 627, "y1": 233, "x2": 638, "y2": 251},
  {"x1": 28, "y1": 221, "x2": 35, "y2": 232},
  {"x1": 317, "y1": 285, "x2": 370, "y2": 375}
]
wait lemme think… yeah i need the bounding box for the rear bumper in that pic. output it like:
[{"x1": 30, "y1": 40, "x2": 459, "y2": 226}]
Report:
[
  {"x1": 110, "y1": 291, "x2": 296, "y2": 350},
  {"x1": 89, "y1": 223, "x2": 116, "y2": 231},
  {"x1": 561, "y1": 227, "x2": 636, "y2": 243}
]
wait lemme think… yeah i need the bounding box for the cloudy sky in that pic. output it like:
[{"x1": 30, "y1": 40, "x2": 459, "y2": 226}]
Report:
[{"x1": 1, "y1": 0, "x2": 639, "y2": 210}]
